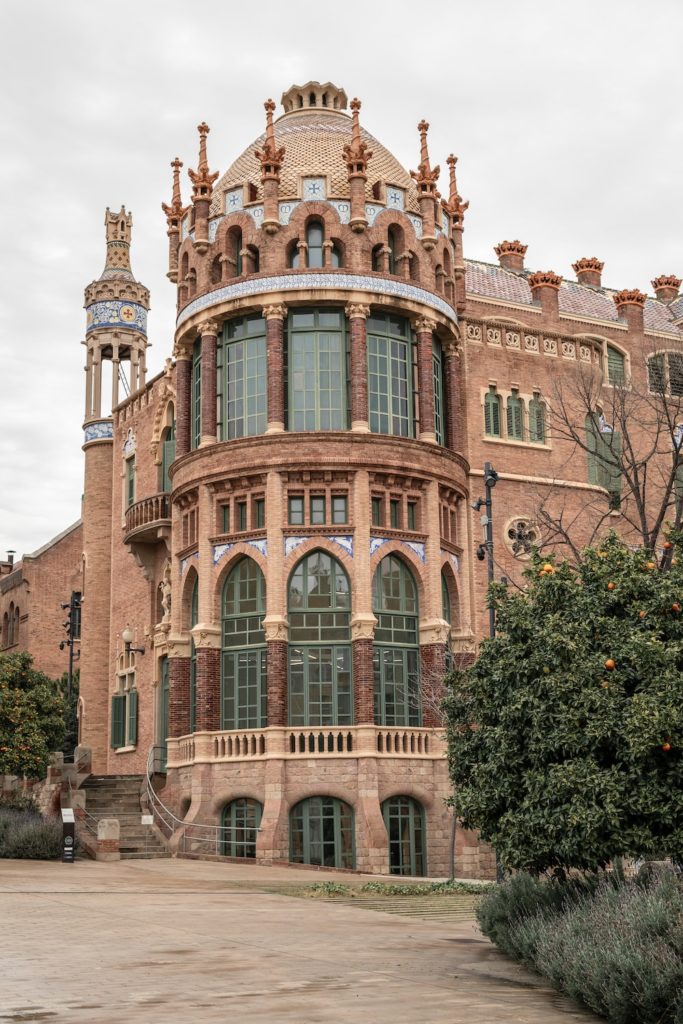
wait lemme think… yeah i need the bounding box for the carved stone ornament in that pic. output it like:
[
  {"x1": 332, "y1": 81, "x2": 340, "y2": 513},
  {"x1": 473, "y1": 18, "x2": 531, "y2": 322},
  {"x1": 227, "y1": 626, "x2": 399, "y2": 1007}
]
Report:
[
  {"x1": 199, "y1": 318, "x2": 219, "y2": 337},
  {"x1": 419, "y1": 619, "x2": 451, "y2": 645},
  {"x1": 451, "y1": 635, "x2": 477, "y2": 655},
  {"x1": 345, "y1": 303, "x2": 371, "y2": 320},
  {"x1": 166, "y1": 636, "x2": 191, "y2": 659},
  {"x1": 413, "y1": 315, "x2": 438, "y2": 334},
  {"x1": 528, "y1": 271, "x2": 563, "y2": 291},
  {"x1": 613, "y1": 288, "x2": 647, "y2": 308},
  {"x1": 504, "y1": 517, "x2": 540, "y2": 560},
  {"x1": 465, "y1": 322, "x2": 482, "y2": 342},
  {"x1": 350, "y1": 613, "x2": 377, "y2": 641},
  {"x1": 262, "y1": 615, "x2": 288, "y2": 641},
  {"x1": 262, "y1": 304, "x2": 287, "y2": 320},
  {"x1": 190, "y1": 623, "x2": 221, "y2": 649}
]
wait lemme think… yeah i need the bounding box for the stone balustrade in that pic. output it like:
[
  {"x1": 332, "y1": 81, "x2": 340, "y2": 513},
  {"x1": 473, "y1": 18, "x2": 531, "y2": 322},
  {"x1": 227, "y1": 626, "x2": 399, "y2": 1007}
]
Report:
[{"x1": 165, "y1": 726, "x2": 444, "y2": 768}]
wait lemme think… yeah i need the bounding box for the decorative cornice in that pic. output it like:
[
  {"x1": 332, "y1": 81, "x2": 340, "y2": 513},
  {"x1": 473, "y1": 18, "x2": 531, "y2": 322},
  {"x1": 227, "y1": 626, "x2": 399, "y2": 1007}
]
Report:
[
  {"x1": 613, "y1": 288, "x2": 647, "y2": 308},
  {"x1": 572, "y1": 256, "x2": 604, "y2": 275},
  {"x1": 528, "y1": 271, "x2": 563, "y2": 291},
  {"x1": 262, "y1": 303, "x2": 287, "y2": 320},
  {"x1": 345, "y1": 303, "x2": 371, "y2": 320}
]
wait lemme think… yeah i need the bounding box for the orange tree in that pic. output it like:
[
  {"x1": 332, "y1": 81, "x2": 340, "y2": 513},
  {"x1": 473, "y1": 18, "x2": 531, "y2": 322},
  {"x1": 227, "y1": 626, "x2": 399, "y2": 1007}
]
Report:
[
  {"x1": 444, "y1": 533, "x2": 683, "y2": 874},
  {"x1": 0, "y1": 653, "x2": 65, "y2": 778}
]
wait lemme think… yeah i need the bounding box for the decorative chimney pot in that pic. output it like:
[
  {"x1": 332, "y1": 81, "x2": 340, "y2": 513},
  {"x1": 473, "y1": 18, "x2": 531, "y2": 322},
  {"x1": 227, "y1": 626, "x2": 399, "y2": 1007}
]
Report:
[
  {"x1": 528, "y1": 271, "x2": 563, "y2": 318},
  {"x1": 494, "y1": 240, "x2": 527, "y2": 272},
  {"x1": 613, "y1": 288, "x2": 647, "y2": 331},
  {"x1": 573, "y1": 257, "x2": 604, "y2": 288},
  {"x1": 652, "y1": 275, "x2": 682, "y2": 303}
]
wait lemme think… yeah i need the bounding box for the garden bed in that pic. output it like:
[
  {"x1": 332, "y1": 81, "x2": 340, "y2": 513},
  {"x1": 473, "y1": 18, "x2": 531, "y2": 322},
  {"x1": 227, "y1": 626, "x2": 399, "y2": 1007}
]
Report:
[{"x1": 0, "y1": 795, "x2": 64, "y2": 859}]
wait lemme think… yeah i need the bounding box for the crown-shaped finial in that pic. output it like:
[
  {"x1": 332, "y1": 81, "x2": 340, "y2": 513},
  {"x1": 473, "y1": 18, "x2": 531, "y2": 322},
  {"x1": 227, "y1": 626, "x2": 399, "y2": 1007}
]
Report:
[
  {"x1": 188, "y1": 122, "x2": 219, "y2": 200},
  {"x1": 411, "y1": 120, "x2": 440, "y2": 192},
  {"x1": 443, "y1": 153, "x2": 469, "y2": 225},
  {"x1": 343, "y1": 97, "x2": 373, "y2": 176},
  {"x1": 162, "y1": 158, "x2": 190, "y2": 225},
  {"x1": 254, "y1": 99, "x2": 286, "y2": 180}
]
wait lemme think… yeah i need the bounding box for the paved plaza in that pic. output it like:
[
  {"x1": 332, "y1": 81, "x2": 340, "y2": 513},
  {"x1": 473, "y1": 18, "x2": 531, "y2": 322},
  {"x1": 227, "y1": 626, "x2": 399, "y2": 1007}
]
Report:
[{"x1": 0, "y1": 858, "x2": 600, "y2": 1023}]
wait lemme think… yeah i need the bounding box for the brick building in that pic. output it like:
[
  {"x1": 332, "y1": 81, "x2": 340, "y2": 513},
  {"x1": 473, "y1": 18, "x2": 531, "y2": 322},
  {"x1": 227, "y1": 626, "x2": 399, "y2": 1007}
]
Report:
[{"x1": 9, "y1": 81, "x2": 683, "y2": 876}]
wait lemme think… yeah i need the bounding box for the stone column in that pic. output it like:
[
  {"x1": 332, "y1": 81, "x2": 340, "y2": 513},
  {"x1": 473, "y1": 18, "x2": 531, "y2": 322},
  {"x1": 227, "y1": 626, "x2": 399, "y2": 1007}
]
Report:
[
  {"x1": 414, "y1": 316, "x2": 437, "y2": 443},
  {"x1": 263, "y1": 469, "x2": 288, "y2": 725},
  {"x1": 167, "y1": 638, "x2": 191, "y2": 737},
  {"x1": 443, "y1": 339, "x2": 461, "y2": 453},
  {"x1": 352, "y1": 469, "x2": 376, "y2": 723},
  {"x1": 175, "y1": 353, "x2": 192, "y2": 457},
  {"x1": 346, "y1": 304, "x2": 371, "y2": 432},
  {"x1": 263, "y1": 305, "x2": 287, "y2": 433},
  {"x1": 199, "y1": 319, "x2": 218, "y2": 445}
]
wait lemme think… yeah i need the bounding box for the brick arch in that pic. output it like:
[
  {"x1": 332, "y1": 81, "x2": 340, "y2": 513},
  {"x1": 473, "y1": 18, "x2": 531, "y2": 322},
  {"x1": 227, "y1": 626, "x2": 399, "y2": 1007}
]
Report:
[
  {"x1": 151, "y1": 396, "x2": 176, "y2": 465},
  {"x1": 439, "y1": 559, "x2": 461, "y2": 630},
  {"x1": 285, "y1": 784, "x2": 357, "y2": 812},
  {"x1": 369, "y1": 542, "x2": 427, "y2": 616},
  {"x1": 378, "y1": 785, "x2": 435, "y2": 811},
  {"x1": 213, "y1": 210, "x2": 260, "y2": 252},
  {"x1": 181, "y1": 566, "x2": 198, "y2": 631},
  {"x1": 210, "y1": 788, "x2": 265, "y2": 816},
  {"x1": 212, "y1": 547, "x2": 267, "y2": 622},
  {"x1": 287, "y1": 200, "x2": 344, "y2": 236},
  {"x1": 283, "y1": 539, "x2": 355, "y2": 611}
]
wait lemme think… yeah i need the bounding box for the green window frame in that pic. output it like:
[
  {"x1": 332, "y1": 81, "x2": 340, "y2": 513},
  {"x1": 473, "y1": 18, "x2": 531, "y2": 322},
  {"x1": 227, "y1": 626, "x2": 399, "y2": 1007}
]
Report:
[
  {"x1": 373, "y1": 554, "x2": 420, "y2": 726},
  {"x1": 387, "y1": 228, "x2": 398, "y2": 275},
  {"x1": 221, "y1": 558, "x2": 267, "y2": 730},
  {"x1": 189, "y1": 576, "x2": 198, "y2": 733},
  {"x1": 287, "y1": 308, "x2": 348, "y2": 431},
  {"x1": 367, "y1": 313, "x2": 414, "y2": 438},
  {"x1": 290, "y1": 796, "x2": 355, "y2": 869},
  {"x1": 159, "y1": 655, "x2": 169, "y2": 772},
  {"x1": 221, "y1": 798, "x2": 262, "y2": 859},
  {"x1": 160, "y1": 419, "x2": 176, "y2": 492},
  {"x1": 407, "y1": 501, "x2": 417, "y2": 531},
  {"x1": 254, "y1": 498, "x2": 265, "y2": 529},
  {"x1": 220, "y1": 504, "x2": 230, "y2": 533},
  {"x1": 217, "y1": 315, "x2": 267, "y2": 441},
  {"x1": 648, "y1": 354, "x2": 666, "y2": 393},
  {"x1": 125, "y1": 456, "x2": 136, "y2": 508},
  {"x1": 484, "y1": 387, "x2": 501, "y2": 437},
  {"x1": 432, "y1": 338, "x2": 445, "y2": 445},
  {"x1": 586, "y1": 414, "x2": 622, "y2": 505},
  {"x1": 441, "y1": 571, "x2": 451, "y2": 625},
  {"x1": 111, "y1": 687, "x2": 137, "y2": 749},
  {"x1": 288, "y1": 495, "x2": 304, "y2": 525},
  {"x1": 306, "y1": 221, "x2": 324, "y2": 269},
  {"x1": 331, "y1": 495, "x2": 348, "y2": 525},
  {"x1": 528, "y1": 394, "x2": 546, "y2": 444},
  {"x1": 310, "y1": 495, "x2": 326, "y2": 525},
  {"x1": 382, "y1": 796, "x2": 426, "y2": 876},
  {"x1": 236, "y1": 501, "x2": 247, "y2": 532},
  {"x1": 390, "y1": 499, "x2": 400, "y2": 529},
  {"x1": 191, "y1": 338, "x2": 202, "y2": 450},
  {"x1": 606, "y1": 345, "x2": 626, "y2": 385},
  {"x1": 288, "y1": 551, "x2": 352, "y2": 726},
  {"x1": 506, "y1": 389, "x2": 524, "y2": 441},
  {"x1": 371, "y1": 496, "x2": 383, "y2": 526}
]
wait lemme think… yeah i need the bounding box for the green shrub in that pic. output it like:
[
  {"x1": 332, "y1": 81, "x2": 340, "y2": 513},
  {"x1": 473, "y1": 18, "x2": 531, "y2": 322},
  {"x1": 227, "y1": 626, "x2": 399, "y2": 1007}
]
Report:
[
  {"x1": 0, "y1": 792, "x2": 38, "y2": 812},
  {"x1": 0, "y1": 806, "x2": 64, "y2": 859}
]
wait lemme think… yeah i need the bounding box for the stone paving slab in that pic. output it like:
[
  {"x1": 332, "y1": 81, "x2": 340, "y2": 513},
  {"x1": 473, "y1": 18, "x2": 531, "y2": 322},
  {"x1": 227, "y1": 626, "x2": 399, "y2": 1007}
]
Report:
[{"x1": 0, "y1": 859, "x2": 601, "y2": 1024}]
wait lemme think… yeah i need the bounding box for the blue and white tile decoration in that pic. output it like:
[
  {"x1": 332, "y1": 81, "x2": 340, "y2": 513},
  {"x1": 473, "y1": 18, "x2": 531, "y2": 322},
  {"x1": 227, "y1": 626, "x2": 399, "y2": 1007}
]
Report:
[
  {"x1": 386, "y1": 187, "x2": 405, "y2": 211},
  {"x1": 247, "y1": 538, "x2": 267, "y2": 557},
  {"x1": 213, "y1": 543, "x2": 233, "y2": 566},
  {"x1": 330, "y1": 201, "x2": 350, "y2": 224},
  {"x1": 86, "y1": 300, "x2": 147, "y2": 335},
  {"x1": 83, "y1": 420, "x2": 113, "y2": 442},
  {"x1": 122, "y1": 429, "x2": 136, "y2": 456},
  {"x1": 285, "y1": 536, "x2": 308, "y2": 557},
  {"x1": 208, "y1": 217, "x2": 222, "y2": 243},
  {"x1": 177, "y1": 273, "x2": 457, "y2": 328},
  {"x1": 370, "y1": 537, "x2": 391, "y2": 557},
  {"x1": 327, "y1": 535, "x2": 353, "y2": 558},
  {"x1": 180, "y1": 551, "x2": 199, "y2": 576},
  {"x1": 371, "y1": 537, "x2": 426, "y2": 563},
  {"x1": 441, "y1": 549, "x2": 460, "y2": 574},
  {"x1": 248, "y1": 205, "x2": 264, "y2": 223},
  {"x1": 225, "y1": 188, "x2": 243, "y2": 212},
  {"x1": 278, "y1": 201, "x2": 299, "y2": 225},
  {"x1": 365, "y1": 204, "x2": 381, "y2": 226},
  {"x1": 408, "y1": 216, "x2": 423, "y2": 238},
  {"x1": 181, "y1": 216, "x2": 189, "y2": 241},
  {"x1": 303, "y1": 177, "x2": 326, "y2": 201}
]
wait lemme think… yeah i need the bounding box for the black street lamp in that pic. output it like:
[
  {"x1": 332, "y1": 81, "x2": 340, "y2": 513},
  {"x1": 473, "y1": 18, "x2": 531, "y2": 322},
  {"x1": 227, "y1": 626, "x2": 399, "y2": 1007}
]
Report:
[{"x1": 472, "y1": 462, "x2": 499, "y2": 638}]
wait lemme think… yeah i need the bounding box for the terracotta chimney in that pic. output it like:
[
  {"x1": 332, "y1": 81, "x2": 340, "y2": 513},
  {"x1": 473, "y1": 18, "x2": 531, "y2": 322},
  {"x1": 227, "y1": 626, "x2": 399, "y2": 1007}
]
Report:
[
  {"x1": 652, "y1": 275, "x2": 681, "y2": 304},
  {"x1": 573, "y1": 257, "x2": 604, "y2": 288},
  {"x1": 494, "y1": 240, "x2": 527, "y2": 272},
  {"x1": 528, "y1": 271, "x2": 562, "y2": 318},
  {"x1": 613, "y1": 289, "x2": 646, "y2": 332}
]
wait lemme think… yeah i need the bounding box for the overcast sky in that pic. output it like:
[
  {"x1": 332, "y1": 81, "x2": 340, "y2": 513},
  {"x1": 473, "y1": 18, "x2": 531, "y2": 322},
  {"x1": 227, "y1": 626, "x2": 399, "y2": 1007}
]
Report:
[{"x1": 1, "y1": 0, "x2": 681, "y2": 558}]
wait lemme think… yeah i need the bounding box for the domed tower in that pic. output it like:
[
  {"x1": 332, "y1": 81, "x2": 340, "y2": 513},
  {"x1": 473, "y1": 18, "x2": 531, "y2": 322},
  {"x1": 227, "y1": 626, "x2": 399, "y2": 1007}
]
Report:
[
  {"x1": 161, "y1": 84, "x2": 485, "y2": 877},
  {"x1": 81, "y1": 208, "x2": 150, "y2": 771}
]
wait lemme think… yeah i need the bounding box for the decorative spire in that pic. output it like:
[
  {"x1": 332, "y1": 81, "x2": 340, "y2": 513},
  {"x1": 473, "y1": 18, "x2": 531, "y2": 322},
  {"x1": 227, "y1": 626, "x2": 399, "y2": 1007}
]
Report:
[
  {"x1": 443, "y1": 154, "x2": 469, "y2": 225},
  {"x1": 162, "y1": 158, "x2": 190, "y2": 226},
  {"x1": 411, "y1": 120, "x2": 440, "y2": 193},
  {"x1": 101, "y1": 206, "x2": 134, "y2": 279},
  {"x1": 254, "y1": 99, "x2": 286, "y2": 181},
  {"x1": 343, "y1": 98, "x2": 373, "y2": 177},
  {"x1": 188, "y1": 122, "x2": 219, "y2": 201}
]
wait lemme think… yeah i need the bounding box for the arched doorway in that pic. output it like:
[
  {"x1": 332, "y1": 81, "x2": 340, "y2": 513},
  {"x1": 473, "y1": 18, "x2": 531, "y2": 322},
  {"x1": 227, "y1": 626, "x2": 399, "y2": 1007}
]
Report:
[
  {"x1": 220, "y1": 798, "x2": 262, "y2": 858},
  {"x1": 382, "y1": 795, "x2": 426, "y2": 876},
  {"x1": 289, "y1": 796, "x2": 354, "y2": 869}
]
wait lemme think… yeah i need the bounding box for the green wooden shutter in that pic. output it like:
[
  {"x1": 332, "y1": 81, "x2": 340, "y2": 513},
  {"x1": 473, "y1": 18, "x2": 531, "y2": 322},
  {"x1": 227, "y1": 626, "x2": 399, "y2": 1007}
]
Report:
[
  {"x1": 602, "y1": 431, "x2": 622, "y2": 503},
  {"x1": 586, "y1": 416, "x2": 599, "y2": 485},
  {"x1": 529, "y1": 396, "x2": 545, "y2": 443},
  {"x1": 484, "y1": 390, "x2": 500, "y2": 437},
  {"x1": 127, "y1": 689, "x2": 138, "y2": 746},
  {"x1": 111, "y1": 695, "x2": 126, "y2": 749},
  {"x1": 607, "y1": 346, "x2": 625, "y2": 385},
  {"x1": 648, "y1": 354, "x2": 666, "y2": 393},
  {"x1": 506, "y1": 392, "x2": 524, "y2": 440}
]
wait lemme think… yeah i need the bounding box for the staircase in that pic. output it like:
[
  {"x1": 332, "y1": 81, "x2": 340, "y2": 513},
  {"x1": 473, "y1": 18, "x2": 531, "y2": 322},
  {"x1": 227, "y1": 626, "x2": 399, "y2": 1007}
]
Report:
[{"x1": 80, "y1": 775, "x2": 170, "y2": 859}]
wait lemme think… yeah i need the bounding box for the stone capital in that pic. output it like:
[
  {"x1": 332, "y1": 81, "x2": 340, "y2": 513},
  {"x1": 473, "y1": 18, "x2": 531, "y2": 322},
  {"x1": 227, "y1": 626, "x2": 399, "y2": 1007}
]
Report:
[
  {"x1": 262, "y1": 304, "x2": 287, "y2": 321},
  {"x1": 190, "y1": 623, "x2": 221, "y2": 650},
  {"x1": 166, "y1": 635, "x2": 192, "y2": 659},
  {"x1": 351, "y1": 613, "x2": 377, "y2": 641},
  {"x1": 198, "y1": 317, "x2": 220, "y2": 338},
  {"x1": 419, "y1": 618, "x2": 452, "y2": 645},
  {"x1": 412, "y1": 315, "x2": 437, "y2": 334},
  {"x1": 262, "y1": 615, "x2": 288, "y2": 641},
  {"x1": 442, "y1": 337, "x2": 460, "y2": 358},
  {"x1": 345, "y1": 303, "x2": 371, "y2": 320}
]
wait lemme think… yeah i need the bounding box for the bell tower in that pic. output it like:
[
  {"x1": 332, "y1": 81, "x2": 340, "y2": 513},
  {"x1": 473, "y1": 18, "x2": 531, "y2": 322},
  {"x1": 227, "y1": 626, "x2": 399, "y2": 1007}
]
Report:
[{"x1": 80, "y1": 208, "x2": 150, "y2": 771}]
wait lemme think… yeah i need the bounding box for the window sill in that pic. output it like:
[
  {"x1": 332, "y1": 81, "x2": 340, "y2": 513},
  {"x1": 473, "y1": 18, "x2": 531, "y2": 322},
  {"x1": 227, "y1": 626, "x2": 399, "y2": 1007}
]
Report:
[
  {"x1": 482, "y1": 436, "x2": 550, "y2": 450},
  {"x1": 113, "y1": 746, "x2": 137, "y2": 755}
]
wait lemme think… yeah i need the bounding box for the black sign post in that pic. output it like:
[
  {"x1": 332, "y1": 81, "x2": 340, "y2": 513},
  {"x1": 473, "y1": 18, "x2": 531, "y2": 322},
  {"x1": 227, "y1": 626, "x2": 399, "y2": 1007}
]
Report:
[{"x1": 61, "y1": 808, "x2": 75, "y2": 863}]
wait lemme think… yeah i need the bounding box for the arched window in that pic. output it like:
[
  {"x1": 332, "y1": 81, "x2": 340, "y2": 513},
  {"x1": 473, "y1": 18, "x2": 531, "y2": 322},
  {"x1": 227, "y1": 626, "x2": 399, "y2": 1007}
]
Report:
[
  {"x1": 382, "y1": 796, "x2": 426, "y2": 876},
  {"x1": 290, "y1": 796, "x2": 354, "y2": 869},
  {"x1": 14, "y1": 606, "x2": 20, "y2": 647},
  {"x1": 606, "y1": 345, "x2": 625, "y2": 385},
  {"x1": 484, "y1": 387, "x2": 502, "y2": 437},
  {"x1": 373, "y1": 555, "x2": 420, "y2": 726},
  {"x1": 221, "y1": 558, "x2": 266, "y2": 730},
  {"x1": 8, "y1": 603, "x2": 15, "y2": 647},
  {"x1": 371, "y1": 244, "x2": 383, "y2": 272},
  {"x1": 218, "y1": 315, "x2": 267, "y2": 440},
  {"x1": 287, "y1": 308, "x2": 348, "y2": 431},
  {"x1": 189, "y1": 576, "x2": 198, "y2": 733},
  {"x1": 2, "y1": 612, "x2": 8, "y2": 649},
  {"x1": 528, "y1": 393, "x2": 546, "y2": 444},
  {"x1": 432, "y1": 338, "x2": 445, "y2": 445},
  {"x1": 210, "y1": 256, "x2": 222, "y2": 285},
  {"x1": 191, "y1": 338, "x2": 201, "y2": 450},
  {"x1": 586, "y1": 412, "x2": 622, "y2": 507},
  {"x1": 288, "y1": 240, "x2": 300, "y2": 269},
  {"x1": 387, "y1": 228, "x2": 398, "y2": 274},
  {"x1": 306, "y1": 221, "x2": 324, "y2": 269},
  {"x1": 506, "y1": 389, "x2": 524, "y2": 441},
  {"x1": 232, "y1": 229, "x2": 243, "y2": 276},
  {"x1": 647, "y1": 352, "x2": 683, "y2": 396},
  {"x1": 181, "y1": 251, "x2": 189, "y2": 281},
  {"x1": 288, "y1": 551, "x2": 351, "y2": 726},
  {"x1": 367, "y1": 313, "x2": 414, "y2": 437},
  {"x1": 160, "y1": 413, "x2": 176, "y2": 492},
  {"x1": 441, "y1": 571, "x2": 451, "y2": 625},
  {"x1": 221, "y1": 798, "x2": 262, "y2": 858},
  {"x1": 330, "y1": 241, "x2": 342, "y2": 268}
]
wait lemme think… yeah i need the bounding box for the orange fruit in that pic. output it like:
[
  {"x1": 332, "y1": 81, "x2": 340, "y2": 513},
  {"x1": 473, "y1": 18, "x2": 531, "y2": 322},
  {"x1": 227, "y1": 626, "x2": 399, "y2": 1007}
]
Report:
[
  {"x1": 664, "y1": 541, "x2": 673, "y2": 550},
  {"x1": 673, "y1": 604, "x2": 681, "y2": 613},
  {"x1": 542, "y1": 563, "x2": 554, "y2": 573},
  {"x1": 607, "y1": 582, "x2": 615, "y2": 591},
  {"x1": 639, "y1": 610, "x2": 647, "y2": 619},
  {"x1": 647, "y1": 561, "x2": 657, "y2": 570},
  {"x1": 662, "y1": 742, "x2": 672, "y2": 752},
  {"x1": 604, "y1": 658, "x2": 616, "y2": 671}
]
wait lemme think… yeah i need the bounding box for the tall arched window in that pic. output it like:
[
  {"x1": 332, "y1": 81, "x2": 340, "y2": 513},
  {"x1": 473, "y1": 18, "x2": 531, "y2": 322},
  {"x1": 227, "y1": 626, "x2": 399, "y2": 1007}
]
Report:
[
  {"x1": 221, "y1": 558, "x2": 267, "y2": 729},
  {"x1": 586, "y1": 413, "x2": 622, "y2": 506},
  {"x1": 373, "y1": 555, "x2": 420, "y2": 726},
  {"x1": 13, "y1": 606, "x2": 19, "y2": 647},
  {"x1": 191, "y1": 339, "x2": 201, "y2": 450},
  {"x1": 160, "y1": 412, "x2": 176, "y2": 492},
  {"x1": 2, "y1": 612, "x2": 8, "y2": 649},
  {"x1": 306, "y1": 221, "x2": 324, "y2": 269},
  {"x1": 287, "y1": 309, "x2": 348, "y2": 431},
  {"x1": 606, "y1": 345, "x2": 625, "y2": 385},
  {"x1": 218, "y1": 315, "x2": 267, "y2": 440},
  {"x1": 221, "y1": 798, "x2": 262, "y2": 858},
  {"x1": 387, "y1": 228, "x2": 398, "y2": 274},
  {"x1": 290, "y1": 796, "x2": 354, "y2": 868},
  {"x1": 528, "y1": 393, "x2": 546, "y2": 444},
  {"x1": 382, "y1": 796, "x2": 425, "y2": 876},
  {"x1": 189, "y1": 576, "x2": 198, "y2": 733},
  {"x1": 288, "y1": 551, "x2": 351, "y2": 726},
  {"x1": 367, "y1": 313, "x2": 414, "y2": 437},
  {"x1": 506, "y1": 389, "x2": 524, "y2": 441},
  {"x1": 233, "y1": 229, "x2": 243, "y2": 276},
  {"x1": 441, "y1": 571, "x2": 451, "y2": 625},
  {"x1": 432, "y1": 338, "x2": 445, "y2": 445},
  {"x1": 484, "y1": 387, "x2": 502, "y2": 437}
]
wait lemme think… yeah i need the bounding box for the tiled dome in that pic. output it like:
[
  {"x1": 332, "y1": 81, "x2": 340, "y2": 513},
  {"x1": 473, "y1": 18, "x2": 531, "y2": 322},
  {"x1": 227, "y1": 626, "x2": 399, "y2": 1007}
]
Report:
[{"x1": 209, "y1": 84, "x2": 420, "y2": 216}]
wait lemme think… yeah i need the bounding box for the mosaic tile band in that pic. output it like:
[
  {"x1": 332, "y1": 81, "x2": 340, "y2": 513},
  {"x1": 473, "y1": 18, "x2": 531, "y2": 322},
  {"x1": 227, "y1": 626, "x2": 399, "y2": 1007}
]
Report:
[
  {"x1": 86, "y1": 300, "x2": 147, "y2": 335},
  {"x1": 83, "y1": 420, "x2": 114, "y2": 443}
]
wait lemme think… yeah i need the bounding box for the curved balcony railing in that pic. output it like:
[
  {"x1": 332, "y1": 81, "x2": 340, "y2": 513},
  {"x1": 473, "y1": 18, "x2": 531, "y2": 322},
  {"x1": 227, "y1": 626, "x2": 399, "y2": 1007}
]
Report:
[
  {"x1": 165, "y1": 726, "x2": 444, "y2": 768},
  {"x1": 123, "y1": 493, "x2": 171, "y2": 544}
]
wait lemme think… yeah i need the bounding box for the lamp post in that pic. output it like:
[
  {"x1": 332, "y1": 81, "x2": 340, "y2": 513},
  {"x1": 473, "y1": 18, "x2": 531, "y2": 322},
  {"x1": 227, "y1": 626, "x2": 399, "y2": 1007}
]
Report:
[{"x1": 473, "y1": 462, "x2": 499, "y2": 638}]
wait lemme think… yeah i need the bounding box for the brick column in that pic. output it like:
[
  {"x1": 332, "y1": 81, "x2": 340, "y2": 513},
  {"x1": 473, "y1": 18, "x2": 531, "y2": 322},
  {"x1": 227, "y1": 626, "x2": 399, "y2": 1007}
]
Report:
[
  {"x1": 414, "y1": 316, "x2": 437, "y2": 443},
  {"x1": 263, "y1": 304, "x2": 287, "y2": 433},
  {"x1": 193, "y1": 641, "x2": 221, "y2": 732},
  {"x1": 420, "y1": 641, "x2": 447, "y2": 728},
  {"x1": 346, "y1": 304, "x2": 371, "y2": 432},
  {"x1": 443, "y1": 340, "x2": 461, "y2": 453},
  {"x1": 175, "y1": 354, "x2": 192, "y2": 457},
  {"x1": 352, "y1": 635, "x2": 375, "y2": 724},
  {"x1": 265, "y1": 635, "x2": 288, "y2": 726},
  {"x1": 168, "y1": 650, "x2": 191, "y2": 737},
  {"x1": 199, "y1": 319, "x2": 218, "y2": 445}
]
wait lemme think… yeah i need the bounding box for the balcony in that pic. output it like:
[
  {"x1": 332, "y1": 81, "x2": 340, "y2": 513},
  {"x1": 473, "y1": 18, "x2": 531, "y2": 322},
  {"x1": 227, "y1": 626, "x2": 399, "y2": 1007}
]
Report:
[
  {"x1": 165, "y1": 726, "x2": 445, "y2": 769},
  {"x1": 123, "y1": 493, "x2": 171, "y2": 546}
]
